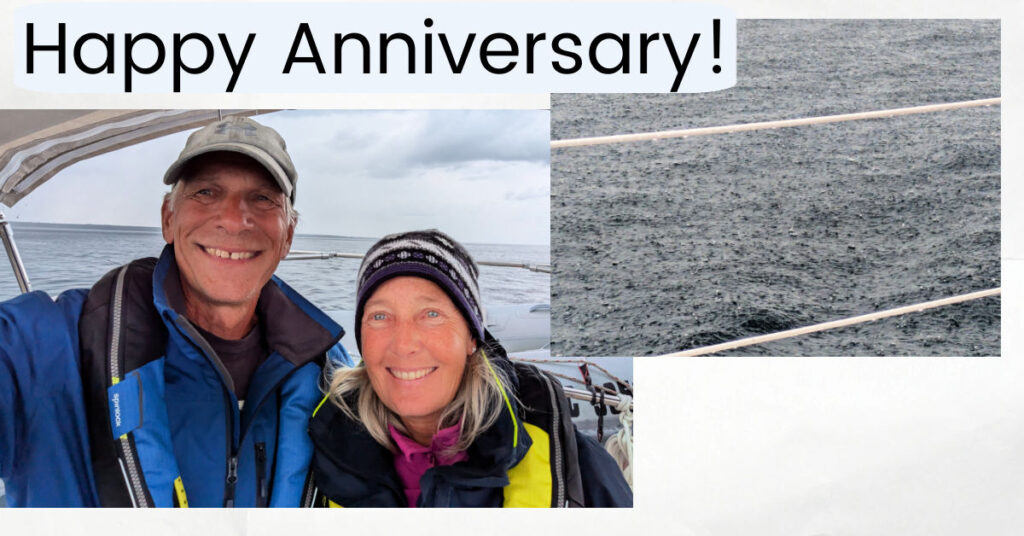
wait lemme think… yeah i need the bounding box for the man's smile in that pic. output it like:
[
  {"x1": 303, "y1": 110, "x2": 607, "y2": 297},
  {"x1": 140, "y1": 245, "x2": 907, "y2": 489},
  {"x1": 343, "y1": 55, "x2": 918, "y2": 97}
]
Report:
[{"x1": 200, "y1": 245, "x2": 260, "y2": 261}]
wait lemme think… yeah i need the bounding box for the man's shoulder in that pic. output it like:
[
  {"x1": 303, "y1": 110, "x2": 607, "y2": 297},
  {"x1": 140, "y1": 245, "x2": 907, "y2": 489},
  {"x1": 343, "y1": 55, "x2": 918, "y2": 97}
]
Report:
[
  {"x1": 0, "y1": 289, "x2": 90, "y2": 381},
  {"x1": 0, "y1": 288, "x2": 89, "y2": 327},
  {"x1": 0, "y1": 254, "x2": 162, "y2": 344}
]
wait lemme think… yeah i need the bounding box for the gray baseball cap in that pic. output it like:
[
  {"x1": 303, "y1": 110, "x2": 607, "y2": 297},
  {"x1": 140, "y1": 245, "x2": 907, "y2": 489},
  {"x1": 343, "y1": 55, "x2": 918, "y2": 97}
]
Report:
[{"x1": 163, "y1": 116, "x2": 297, "y2": 203}]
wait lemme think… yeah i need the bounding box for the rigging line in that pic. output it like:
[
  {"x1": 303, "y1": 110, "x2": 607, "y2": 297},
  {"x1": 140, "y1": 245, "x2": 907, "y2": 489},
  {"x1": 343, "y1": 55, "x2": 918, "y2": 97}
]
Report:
[
  {"x1": 511, "y1": 362, "x2": 624, "y2": 398},
  {"x1": 511, "y1": 356, "x2": 631, "y2": 388},
  {"x1": 551, "y1": 97, "x2": 1001, "y2": 149},
  {"x1": 658, "y1": 287, "x2": 1001, "y2": 357}
]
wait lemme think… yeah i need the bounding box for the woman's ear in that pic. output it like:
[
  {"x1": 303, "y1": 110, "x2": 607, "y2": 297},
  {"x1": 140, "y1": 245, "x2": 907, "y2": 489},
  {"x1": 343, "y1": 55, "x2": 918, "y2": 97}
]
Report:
[{"x1": 467, "y1": 337, "x2": 477, "y2": 356}]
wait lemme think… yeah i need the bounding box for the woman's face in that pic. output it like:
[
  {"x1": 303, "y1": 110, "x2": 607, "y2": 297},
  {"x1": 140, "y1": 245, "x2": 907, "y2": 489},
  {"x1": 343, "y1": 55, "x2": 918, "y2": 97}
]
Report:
[{"x1": 360, "y1": 276, "x2": 476, "y2": 439}]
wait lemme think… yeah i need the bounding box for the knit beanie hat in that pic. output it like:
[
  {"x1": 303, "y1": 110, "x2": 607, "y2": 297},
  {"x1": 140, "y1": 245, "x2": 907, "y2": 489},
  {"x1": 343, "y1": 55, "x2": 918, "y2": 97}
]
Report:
[{"x1": 354, "y1": 229, "x2": 485, "y2": 352}]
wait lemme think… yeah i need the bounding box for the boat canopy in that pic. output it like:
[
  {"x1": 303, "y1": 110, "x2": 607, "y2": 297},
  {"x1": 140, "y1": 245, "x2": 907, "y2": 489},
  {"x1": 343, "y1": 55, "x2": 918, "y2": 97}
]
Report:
[{"x1": 0, "y1": 110, "x2": 271, "y2": 207}]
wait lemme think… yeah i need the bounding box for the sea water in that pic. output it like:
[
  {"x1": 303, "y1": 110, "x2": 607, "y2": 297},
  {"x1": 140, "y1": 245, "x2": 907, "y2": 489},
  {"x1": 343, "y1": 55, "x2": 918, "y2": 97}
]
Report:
[
  {"x1": 551, "y1": 20, "x2": 1000, "y2": 356},
  {"x1": 0, "y1": 222, "x2": 549, "y2": 307}
]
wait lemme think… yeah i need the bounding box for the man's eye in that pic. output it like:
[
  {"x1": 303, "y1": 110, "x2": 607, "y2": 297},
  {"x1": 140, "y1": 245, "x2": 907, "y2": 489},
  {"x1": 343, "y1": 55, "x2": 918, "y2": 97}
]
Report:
[
  {"x1": 188, "y1": 188, "x2": 217, "y2": 203},
  {"x1": 253, "y1": 193, "x2": 281, "y2": 209}
]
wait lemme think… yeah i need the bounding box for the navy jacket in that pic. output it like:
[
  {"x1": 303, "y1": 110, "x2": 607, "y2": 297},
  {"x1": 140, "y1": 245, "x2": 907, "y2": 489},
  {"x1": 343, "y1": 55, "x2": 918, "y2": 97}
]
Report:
[{"x1": 0, "y1": 246, "x2": 348, "y2": 507}]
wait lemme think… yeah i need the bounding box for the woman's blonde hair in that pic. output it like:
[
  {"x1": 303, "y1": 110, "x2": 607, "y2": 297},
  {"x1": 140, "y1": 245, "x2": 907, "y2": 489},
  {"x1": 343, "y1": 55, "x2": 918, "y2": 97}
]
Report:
[{"x1": 326, "y1": 343, "x2": 512, "y2": 454}]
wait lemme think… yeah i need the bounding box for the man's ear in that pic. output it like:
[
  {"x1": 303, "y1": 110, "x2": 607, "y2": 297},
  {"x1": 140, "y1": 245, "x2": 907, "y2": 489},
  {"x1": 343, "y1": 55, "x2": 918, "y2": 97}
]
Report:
[
  {"x1": 161, "y1": 197, "x2": 174, "y2": 244},
  {"x1": 281, "y1": 221, "x2": 295, "y2": 260}
]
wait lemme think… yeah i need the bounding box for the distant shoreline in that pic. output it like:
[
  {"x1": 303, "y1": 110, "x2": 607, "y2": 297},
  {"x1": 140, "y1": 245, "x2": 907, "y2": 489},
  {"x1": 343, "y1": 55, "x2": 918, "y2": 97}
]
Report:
[
  {"x1": 6, "y1": 221, "x2": 549, "y2": 247},
  {"x1": 7, "y1": 220, "x2": 366, "y2": 241}
]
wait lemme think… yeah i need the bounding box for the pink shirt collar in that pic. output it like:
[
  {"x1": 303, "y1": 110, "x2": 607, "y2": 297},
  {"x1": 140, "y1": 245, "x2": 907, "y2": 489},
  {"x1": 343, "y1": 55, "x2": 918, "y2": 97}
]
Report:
[{"x1": 389, "y1": 423, "x2": 469, "y2": 506}]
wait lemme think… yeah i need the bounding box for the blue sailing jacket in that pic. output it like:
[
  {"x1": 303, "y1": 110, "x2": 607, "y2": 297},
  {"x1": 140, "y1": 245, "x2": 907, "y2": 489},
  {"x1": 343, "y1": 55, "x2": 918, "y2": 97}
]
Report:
[{"x1": 0, "y1": 246, "x2": 349, "y2": 507}]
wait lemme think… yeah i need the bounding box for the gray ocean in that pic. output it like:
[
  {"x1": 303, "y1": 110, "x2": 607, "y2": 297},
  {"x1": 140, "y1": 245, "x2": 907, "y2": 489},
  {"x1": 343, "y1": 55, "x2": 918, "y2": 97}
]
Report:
[
  {"x1": 0, "y1": 222, "x2": 549, "y2": 307},
  {"x1": 551, "y1": 20, "x2": 1000, "y2": 356}
]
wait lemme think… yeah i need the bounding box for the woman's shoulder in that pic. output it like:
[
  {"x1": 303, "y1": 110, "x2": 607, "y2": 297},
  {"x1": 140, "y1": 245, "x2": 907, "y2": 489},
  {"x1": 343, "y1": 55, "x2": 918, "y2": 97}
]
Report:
[
  {"x1": 308, "y1": 394, "x2": 365, "y2": 447},
  {"x1": 574, "y1": 429, "x2": 634, "y2": 507},
  {"x1": 307, "y1": 394, "x2": 402, "y2": 502},
  {"x1": 510, "y1": 362, "x2": 633, "y2": 507},
  {"x1": 510, "y1": 361, "x2": 560, "y2": 405}
]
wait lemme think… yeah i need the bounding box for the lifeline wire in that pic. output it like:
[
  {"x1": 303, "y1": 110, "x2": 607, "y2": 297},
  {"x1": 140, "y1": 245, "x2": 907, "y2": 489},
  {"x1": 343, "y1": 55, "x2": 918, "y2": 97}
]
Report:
[
  {"x1": 551, "y1": 97, "x2": 1001, "y2": 148},
  {"x1": 511, "y1": 357, "x2": 631, "y2": 389},
  {"x1": 283, "y1": 250, "x2": 551, "y2": 273},
  {"x1": 658, "y1": 288, "x2": 1001, "y2": 357}
]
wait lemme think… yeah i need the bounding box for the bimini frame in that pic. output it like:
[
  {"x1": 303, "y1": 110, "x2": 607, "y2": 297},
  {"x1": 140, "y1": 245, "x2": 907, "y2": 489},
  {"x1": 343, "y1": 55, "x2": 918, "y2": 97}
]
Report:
[{"x1": 0, "y1": 211, "x2": 30, "y2": 293}]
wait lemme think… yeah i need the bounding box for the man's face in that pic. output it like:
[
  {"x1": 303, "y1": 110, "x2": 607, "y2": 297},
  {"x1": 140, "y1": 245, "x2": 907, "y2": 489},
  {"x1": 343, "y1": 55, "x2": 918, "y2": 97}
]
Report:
[{"x1": 161, "y1": 155, "x2": 294, "y2": 316}]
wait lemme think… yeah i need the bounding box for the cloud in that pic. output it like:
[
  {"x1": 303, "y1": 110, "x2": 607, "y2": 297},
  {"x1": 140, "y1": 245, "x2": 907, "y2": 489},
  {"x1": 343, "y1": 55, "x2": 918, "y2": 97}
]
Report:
[
  {"x1": 266, "y1": 110, "x2": 549, "y2": 180},
  {"x1": 9, "y1": 110, "x2": 551, "y2": 246}
]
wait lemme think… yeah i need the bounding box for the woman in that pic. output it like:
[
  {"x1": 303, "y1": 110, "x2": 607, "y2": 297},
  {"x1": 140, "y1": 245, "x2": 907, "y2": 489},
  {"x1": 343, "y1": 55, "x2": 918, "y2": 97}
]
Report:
[{"x1": 307, "y1": 229, "x2": 632, "y2": 507}]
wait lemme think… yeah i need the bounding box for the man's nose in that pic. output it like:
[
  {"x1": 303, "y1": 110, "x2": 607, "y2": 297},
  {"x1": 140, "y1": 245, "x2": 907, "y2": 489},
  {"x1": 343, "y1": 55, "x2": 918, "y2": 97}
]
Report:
[{"x1": 218, "y1": 195, "x2": 254, "y2": 231}]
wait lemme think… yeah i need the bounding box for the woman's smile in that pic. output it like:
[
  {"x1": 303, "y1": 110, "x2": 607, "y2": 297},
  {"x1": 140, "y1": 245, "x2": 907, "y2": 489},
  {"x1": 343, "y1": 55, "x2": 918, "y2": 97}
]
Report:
[{"x1": 387, "y1": 366, "x2": 438, "y2": 381}]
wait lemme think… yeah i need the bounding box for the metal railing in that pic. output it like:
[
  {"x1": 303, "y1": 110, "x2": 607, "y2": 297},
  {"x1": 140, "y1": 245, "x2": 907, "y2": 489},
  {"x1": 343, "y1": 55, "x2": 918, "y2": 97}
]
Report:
[{"x1": 0, "y1": 212, "x2": 31, "y2": 293}]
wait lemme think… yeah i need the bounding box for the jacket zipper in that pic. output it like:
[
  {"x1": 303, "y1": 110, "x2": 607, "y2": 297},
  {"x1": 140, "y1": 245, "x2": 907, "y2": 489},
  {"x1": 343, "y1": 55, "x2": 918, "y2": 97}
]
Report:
[
  {"x1": 235, "y1": 370, "x2": 307, "y2": 506},
  {"x1": 255, "y1": 442, "x2": 268, "y2": 507},
  {"x1": 111, "y1": 265, "x2": 150, "y2": 508},
  {"x1": 178, "y1": 317, "x2": 320, "y2": 507},
  {"x1": 300, "y1": 473, "x2": 318, "y2": 507},
  {"x1": 174, "y1": 317, "x2": 240, "y2": 508},
  {"x1": 224, "y1": 455, "x2": 239, "y2": 507},
  {"x1": 539, "y1": 371, "x2": 567, "y2": 507}
]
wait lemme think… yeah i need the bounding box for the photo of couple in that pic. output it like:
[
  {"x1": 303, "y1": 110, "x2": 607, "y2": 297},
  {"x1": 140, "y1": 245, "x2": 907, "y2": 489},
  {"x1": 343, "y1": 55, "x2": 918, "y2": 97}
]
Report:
[{"x1": 0, "y1": 111, "x2": 632, "y2": 508}]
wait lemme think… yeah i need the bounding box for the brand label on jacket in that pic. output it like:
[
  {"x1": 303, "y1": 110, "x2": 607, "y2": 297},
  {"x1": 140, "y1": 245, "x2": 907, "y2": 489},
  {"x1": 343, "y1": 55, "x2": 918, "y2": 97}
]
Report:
[{"x1": 109, "y1": 371, "x2": 143, "y2": 437}]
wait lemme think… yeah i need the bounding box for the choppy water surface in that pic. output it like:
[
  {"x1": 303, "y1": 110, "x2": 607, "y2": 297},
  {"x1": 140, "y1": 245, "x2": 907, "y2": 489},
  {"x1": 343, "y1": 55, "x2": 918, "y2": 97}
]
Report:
[{"x1": 552, "y1": 20, "x2": 1000, "y2": 356}]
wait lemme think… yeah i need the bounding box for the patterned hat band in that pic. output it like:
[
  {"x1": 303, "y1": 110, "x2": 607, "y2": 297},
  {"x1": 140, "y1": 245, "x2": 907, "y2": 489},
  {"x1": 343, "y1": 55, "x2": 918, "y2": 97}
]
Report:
[{"x1": 355, "y1": 229, "x2": 485, "y2": 352}]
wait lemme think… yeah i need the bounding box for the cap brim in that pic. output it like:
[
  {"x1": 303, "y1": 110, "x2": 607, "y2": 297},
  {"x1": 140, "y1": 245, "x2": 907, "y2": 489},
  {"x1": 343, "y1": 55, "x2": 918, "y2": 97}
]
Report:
[{"x1": 162, "y1": 142, "x2": 293, "y2": 201}]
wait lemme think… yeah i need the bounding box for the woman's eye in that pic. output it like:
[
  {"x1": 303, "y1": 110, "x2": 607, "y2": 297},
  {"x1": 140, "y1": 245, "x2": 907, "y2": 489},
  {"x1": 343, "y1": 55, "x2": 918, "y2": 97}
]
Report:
[
  {"x1": 425, "y1": 310, "x2": 440, "y2": 318},
  {"x1": 372, "y1": 313, "x2": 387, "y2": 321}
]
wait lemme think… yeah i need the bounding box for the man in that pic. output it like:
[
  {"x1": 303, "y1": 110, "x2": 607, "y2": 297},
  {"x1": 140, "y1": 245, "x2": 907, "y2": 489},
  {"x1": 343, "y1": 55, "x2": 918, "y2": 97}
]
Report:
[{"x1": 0, "y1": 116, "x2": 349, "y2": 507}]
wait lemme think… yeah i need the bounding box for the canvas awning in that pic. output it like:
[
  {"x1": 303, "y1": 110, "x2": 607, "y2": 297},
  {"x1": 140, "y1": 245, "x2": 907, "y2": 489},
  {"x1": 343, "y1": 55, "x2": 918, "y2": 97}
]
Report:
[{"x1": 0, "y1": 109, "x2": 273, "y2": 207}]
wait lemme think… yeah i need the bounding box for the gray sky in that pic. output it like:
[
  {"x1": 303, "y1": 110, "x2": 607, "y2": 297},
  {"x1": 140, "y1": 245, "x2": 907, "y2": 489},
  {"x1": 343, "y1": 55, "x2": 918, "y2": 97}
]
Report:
[{"x1": 4, "y1": 109, "x2": 550, "y2": 245}]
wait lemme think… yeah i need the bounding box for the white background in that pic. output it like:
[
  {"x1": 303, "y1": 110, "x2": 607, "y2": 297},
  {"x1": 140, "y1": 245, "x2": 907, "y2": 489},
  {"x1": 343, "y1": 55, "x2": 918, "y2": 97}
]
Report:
[{"x1": 1, "y1": 0, "x2": 1022, "y2": 534}]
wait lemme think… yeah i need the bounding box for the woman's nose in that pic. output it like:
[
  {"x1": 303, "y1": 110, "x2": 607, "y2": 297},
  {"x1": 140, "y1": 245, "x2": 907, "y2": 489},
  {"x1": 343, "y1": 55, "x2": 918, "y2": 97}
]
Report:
[{"x1": 392, "y1": 320, "x2": 421, "y2": 355}]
